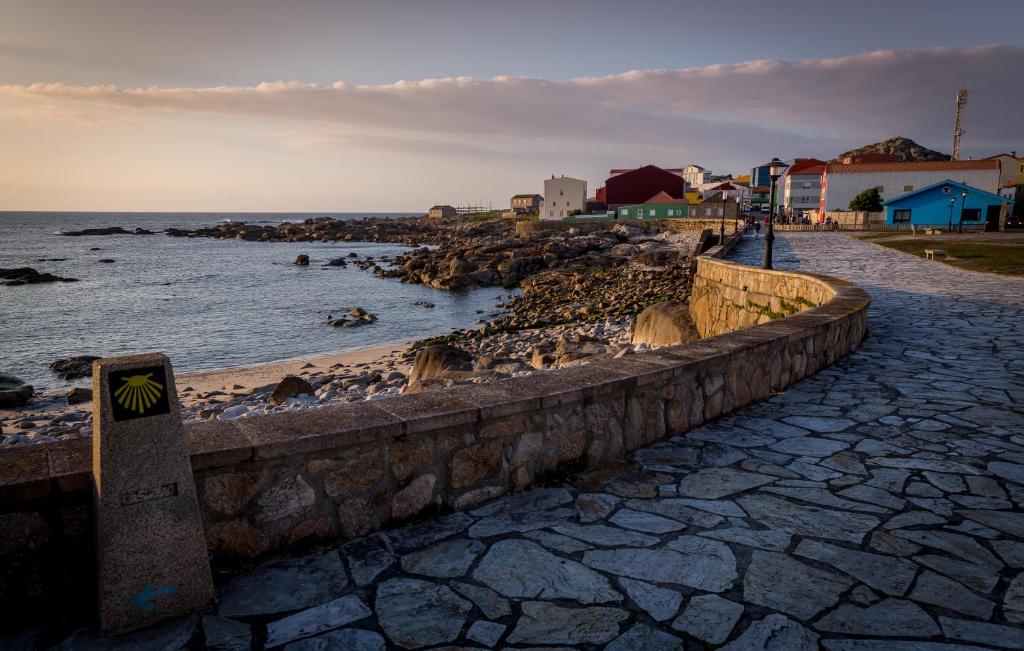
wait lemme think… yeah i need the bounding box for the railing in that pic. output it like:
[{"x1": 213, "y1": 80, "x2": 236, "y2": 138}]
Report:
[{"x1": 773, "y1": 223, "x2": 987, "y2": 233}]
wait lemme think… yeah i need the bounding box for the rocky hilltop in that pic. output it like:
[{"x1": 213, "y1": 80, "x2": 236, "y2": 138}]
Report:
[{"x1": 835, "y1": 136, "x2": 950, "y2": 162}]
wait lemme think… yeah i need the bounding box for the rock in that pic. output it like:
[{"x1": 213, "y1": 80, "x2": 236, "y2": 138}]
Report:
[
  {"x1": 743, "y1": 550, "x2": 853, "y2": 620},
  {"x1": 699, "y1": 526, "x2": 792, "y2": 551},
  {"x1": 202, "y1": 615, "x2": 251, "y2": 651},
  {"x1": 737, "y1": 493, "x2": 880, "y2": 544},
  {"x1": 575, "y1": 493, "x2": 619, "y2": 523},
  {"x1": 374, "y1": 578, "x2": 471, "y2": 649},
  {"x1": 465, "y1": 620, "x2": 505, "y2": 647},
  {"x1": 408, "y1": 344, "x2": 474, "y2": 385},
  {"x1": 295, "y1": 254, "x2": 310, "y2": 265},
  {"x1": 0, "y1": 374, "x2": 33, "y2": 408},
  {"x1": 218, "y1": 551, "x2": 348, "y2": 618},
  {"x1": 269, "y1": 375, "x2": 316, "y2": 405},
  {"x1": 678, "y1": 468, "x2": 775, "y2": 499},
  {"x1": 794, "y1": 539, "x2": 918, "y2": 596},
  {"x1": 451, "y1": 581, "x2": 512, "y2": 619},
  {"x1": 324, "y1": 257, "x2": 348, "y2": 267},
  {"x1": 506, "y1": 601, "x2": 628, "y2": 646},
  {"x1": 391, "y1": 474, "x2": 437, "y2": 519},
  {"x1": 472, "y1": 539, "x2": 621, "y2": 603},
  {"x1": 606, "y1": 624, "x2": 682, "y2": 651},
  {"x1": 617, "y1": 577, "x2": 682, "y2": 622},
  {"x1": 909, "y1": 570, "x2": 995, "y2": 619},
  {"x1": 399, "y1": 537, "x2": 484, "y2": 578},
  {"x1": 672, "y1": 593, "x2": 744, "y2": 644},
  {"x1": 264, "y1": 595, "x2": 371, "y2": 648},
  {"x1": 253, "y1": 475, "x2": 316, "y2": 523},
  {"x1": 60, "y1": 226, "x2": 133, "y2": 236},
  {"x1": 1, "y1": 267, "x2": 78, "y2": 285},
  {"x1": 340, "y1": 533, "x2": 395, "y2": 587},
  {"x1": 939, "y1": 616, "x2": 1024, "y2": 650},
  {"x1": 582, "y1": 537, "x2": 737, "y2": 592},
  {"x1": 49, "y1": 355, "x2": 100, "y2": 380},
  {"x1": 283, "y1": 629, "x2": 385, "y2": 651},
  {"x1": 720, "y1": 614, "x2": 819, "y2": 651},
  {"x1": 66, "y1": 387, "x2": 93, "y2": 404},
  {"x1": 815, "y1": 599, "x2": 939, "y2": 636},
  {"x1": 631, "y1": 301, "x2": 699, "y2": 346}
]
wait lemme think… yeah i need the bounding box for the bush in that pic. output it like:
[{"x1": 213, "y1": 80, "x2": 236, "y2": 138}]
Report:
[{"x1": 849, "y1": 187, "x2": 883, "y2": 211}]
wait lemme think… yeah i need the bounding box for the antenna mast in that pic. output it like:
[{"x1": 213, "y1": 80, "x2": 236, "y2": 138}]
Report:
[{"x1": 951, "y1": 87, "x2": 969, "y2": 161}]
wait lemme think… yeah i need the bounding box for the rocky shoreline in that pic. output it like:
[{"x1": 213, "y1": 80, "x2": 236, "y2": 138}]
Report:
[{"x1": 1, "y1": 215, "x2": 704, "y2": 445}]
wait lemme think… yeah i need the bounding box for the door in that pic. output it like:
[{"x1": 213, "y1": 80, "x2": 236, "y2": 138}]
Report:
[{"x1": 985, "y1": 205, "x2": 1001, "y2": 231}]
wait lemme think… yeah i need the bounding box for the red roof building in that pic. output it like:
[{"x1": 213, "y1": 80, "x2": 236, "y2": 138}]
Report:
[{"x1": 602, "y1": 165, "x2": 687, "y2": 207}]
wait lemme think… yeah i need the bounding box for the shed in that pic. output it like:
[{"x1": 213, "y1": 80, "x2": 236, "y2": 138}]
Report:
[{"x1": 881, "y1": 179, "x2": 1013, "y2": 230}]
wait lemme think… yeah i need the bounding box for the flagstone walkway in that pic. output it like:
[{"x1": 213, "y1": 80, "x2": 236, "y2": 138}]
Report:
[{"x1": 61, "y1": 233, "x2": 1024, "y2": 649}]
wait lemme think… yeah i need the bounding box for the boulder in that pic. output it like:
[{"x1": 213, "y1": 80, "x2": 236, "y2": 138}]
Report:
[
  {"x1": 49, "y1": 355, "x2": 100, "y2": 380},
  {"x1": 1, "y1": 267, "x2": 79, "y2": 285},
  {"x1": 269, "y1": 375, "x2": 316, "y2": 405},
  {"x1": 325, "y1": 258, "x2": 348, "y2": 267},
  {"x1": 631, "y1": 301, "x2": 700, "y2": 347},
  {"x1": 295, "y1": 255, "x2": 310, "y2": 266},
  {"x1": 408, "y1": 345, "x2": 474, "y2": 385},
  {"x1": 0, "y1": 374, "x2": 33, "y2": 408},
  {"x1": 67, "y1": 387, "x2": 93, "y2": 405}
]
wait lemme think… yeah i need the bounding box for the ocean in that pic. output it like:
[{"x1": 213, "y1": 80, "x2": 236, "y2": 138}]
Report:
[{"x1": 0, "y1": 212, "x2": 510, "y2": 391}]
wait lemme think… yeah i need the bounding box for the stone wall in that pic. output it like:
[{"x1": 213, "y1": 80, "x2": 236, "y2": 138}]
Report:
[
  {"x1": 690, "y1": 257, "x2": 836, "y2": 337},
  {"x1": 0, "y1": 254, "x2": 869, "y2": 624},
  {"x1": 516, "y1": 218, "x2": 742, "y2": 238}
]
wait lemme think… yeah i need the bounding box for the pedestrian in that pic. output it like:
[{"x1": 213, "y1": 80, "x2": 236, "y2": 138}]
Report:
[{"x1": 754, "y1": 221, "x2": 761, "y2": 238}]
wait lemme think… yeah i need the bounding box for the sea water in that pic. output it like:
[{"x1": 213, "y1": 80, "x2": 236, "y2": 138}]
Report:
[{"x1": 0, "y1": 212, "x2": 510, "y2": 390}]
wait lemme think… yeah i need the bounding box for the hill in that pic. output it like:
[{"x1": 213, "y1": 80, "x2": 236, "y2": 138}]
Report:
[{"x1": 835, "y1": 137, "x2": 950, "y2": 163}]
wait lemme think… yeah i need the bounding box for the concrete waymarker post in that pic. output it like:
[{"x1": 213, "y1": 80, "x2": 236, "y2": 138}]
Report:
[{"x1": 92, "y1": 352, "x2": 215, "y2": 634}]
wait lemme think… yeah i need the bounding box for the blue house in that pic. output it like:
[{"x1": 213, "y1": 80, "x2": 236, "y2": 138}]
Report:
[{"x1": 882, "y1": 179, "x2": 1013, "y2": 230}]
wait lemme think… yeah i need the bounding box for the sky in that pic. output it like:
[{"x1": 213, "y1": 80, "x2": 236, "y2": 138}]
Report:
[{"x1": 1, "y1": 0, "x2": 1022, "y2": 212}]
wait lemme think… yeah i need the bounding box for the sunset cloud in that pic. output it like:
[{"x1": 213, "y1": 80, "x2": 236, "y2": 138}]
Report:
[
  {"x1": 3, "y1": 45, "x2": 1019, "y2": 156},
  {"x1": 1, "y1": 45, "x2": 1020, "y2": 211}
]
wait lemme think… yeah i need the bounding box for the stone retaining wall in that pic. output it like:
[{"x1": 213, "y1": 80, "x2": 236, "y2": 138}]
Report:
[
  {"x1": 0, "y1": 255, "x2": 869, "y2": 624},
  {"x1": 516, "y1": 218, "x2": 742, "y2": 237}
]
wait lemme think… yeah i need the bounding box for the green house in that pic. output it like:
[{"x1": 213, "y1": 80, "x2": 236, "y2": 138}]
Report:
[{"x1": 614, "y1": 192, "x2": 691, "y2": 219}]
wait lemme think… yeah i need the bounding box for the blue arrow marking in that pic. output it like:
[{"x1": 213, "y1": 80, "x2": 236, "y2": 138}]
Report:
[{"x1": 131, "y1": 584, "x2": 179, "y2": 612}]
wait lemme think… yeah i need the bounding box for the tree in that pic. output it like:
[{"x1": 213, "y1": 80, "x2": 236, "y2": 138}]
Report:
[{"x1": 849, "y1": 187, "x2": 883, "y2": 211}]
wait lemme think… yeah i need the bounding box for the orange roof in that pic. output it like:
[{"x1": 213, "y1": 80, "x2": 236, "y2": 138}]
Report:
[
  {"x1": 644, "y1": 190, "x2": 687, "y2": 204},
  {"x1": 751, "y1": 185, "x2": 770, "y2": 193},
  {"x1": 828, "y1": 160, "x2": 998, "y2": 174},
  {"x1": 787, "y1": 158, "x2": 826, "y2": 175}
]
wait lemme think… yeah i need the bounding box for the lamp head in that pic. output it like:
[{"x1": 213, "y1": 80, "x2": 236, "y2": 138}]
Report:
[
  {"x1": 961, "y1": 190, "x2": 968, "y2": 198},
  {"x1": 766, "y1": 157, "x2": 789, "y2": 181}
]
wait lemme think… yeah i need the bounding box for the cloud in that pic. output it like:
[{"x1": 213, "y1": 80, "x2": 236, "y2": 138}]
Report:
[{"x1": 1, "y1": 45, "x2": 1021, "y2": 168}]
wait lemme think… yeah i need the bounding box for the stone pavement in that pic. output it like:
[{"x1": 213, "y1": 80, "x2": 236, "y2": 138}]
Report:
[{"x1": 52, "y1": 234, "x2": 1024, "y2": 649}]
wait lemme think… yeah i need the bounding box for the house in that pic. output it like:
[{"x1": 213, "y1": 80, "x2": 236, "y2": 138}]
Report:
[
  {"x1": 881, "y1": 179, "x2": 1013, "y2": 230},
  {"x1": 601, "y1": 165, "x2": 687, "y2": 207},
  {"x1": 691, "y1": 193, "x2": 740, "y2": 219},
  {"x1": 682, "y1": 165, "x2": 711, "y2": 189},
  {"x1": 840, "y1": 153, "x2": 899, "y2": 165},
  {"x1": 750, "y1": 186, "x2": 771, "y2": 210},
  {"x1": 819, "y1": 160, "x2": 1001, "y2": 216},
  {"x1": 781, "y1": 158, "x2": 826, "y2": 217},
  {"x1": 703, "y1": 182, "x2": 748, "y2": 203},
  {"x1": 510, "y1": 194, "x2": 542, "y2": 213},
  {"x1": 983, "y1": 152, "x2": 1020, "y2": 187},
  {"x1": 751, "y1": 163, "x2": 772, "y2": 189},
  {"x1": 541, "y1": 175, "x2": 587, "y2": 221},
  {"x1": 613, "y1": 191, "x2": 690, "y2": 220},
  {"x1": 428, "y1": 205, "x2": 457, "y2": 218}
]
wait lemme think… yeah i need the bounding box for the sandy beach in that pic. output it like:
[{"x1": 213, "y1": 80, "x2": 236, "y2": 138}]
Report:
[{"x1": 174, "y1": 340, "x2": 414, "y2": 397}]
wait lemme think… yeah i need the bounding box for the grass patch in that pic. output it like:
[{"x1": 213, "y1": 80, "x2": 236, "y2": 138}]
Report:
[
  {"x1": 849, "y1": 232, "x2": 902, "y2": 241},
  {"x1": 873, "y1": 240, "x2": 1024, "y2": 276}
]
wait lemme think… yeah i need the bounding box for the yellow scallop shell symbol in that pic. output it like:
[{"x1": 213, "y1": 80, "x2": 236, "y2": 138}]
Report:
[{"x1": 114, "y1": 373, "x2": 164, "y2": 414}]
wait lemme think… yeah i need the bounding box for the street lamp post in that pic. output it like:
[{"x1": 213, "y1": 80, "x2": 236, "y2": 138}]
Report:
[
  {"x1": 719, "y1": 200, "x2": 726, "y2": 246},
  {"x1": 959, "y1": 190, "x2": 968, "y2": 234},
  {"x1": 947, "y1": 197, "x2": 955, "y2": 232},
  {"x1": 762, "y1": 158, "x2": 789, "y2": 270}
]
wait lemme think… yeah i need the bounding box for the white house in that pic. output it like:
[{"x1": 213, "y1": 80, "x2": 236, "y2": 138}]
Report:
[
  {"x1": 819, "y1": 160, "x2": 1001, "y2": 215},
  {"x1": 780, "y1": 158, "x2": 826, "y2": 217},
  {"x1": 681, "y1": 165, "x2": 710, "y2": 189},
  {"x1": 541, "y1": 175, "x2": 587, "y2": 220}
]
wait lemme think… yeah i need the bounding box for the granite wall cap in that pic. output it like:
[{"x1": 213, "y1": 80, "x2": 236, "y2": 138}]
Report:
[
  {"x1": 232, "y1": 401, "x2": 401, "y2": 460},
  {"x1": 439, "y1": 382, "x2": 542, "y2": 421},
  {"x1": 374, "y1": 391, "x2": 478, "y2": 434},
  {"x1": 185, "y1": 420, "x2": 252, "y2": 470},
  {"x1": 0, "y1": 444, "x2": 50, "y2": 503},
  {"x1": 46, "y1": 437, "x2": 92, "y2": 494}
]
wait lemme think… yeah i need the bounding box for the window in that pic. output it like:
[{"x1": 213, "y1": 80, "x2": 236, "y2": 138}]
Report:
[
  {"x1": 802, "y1": 182, "x2": 812, "y2": 189},
  {"x1": 903, "y1": 185, "x2": 913, "y2": 192},
  {"x1": 560, "y1": 190, "x2": 564, "y2": 196},
  {"x1": 648, "y1": 209, "x2": 656, "y2": 217},
  {"x1": 893, "y1": 209, "x2": 911, "y2": 223},
  {"x1": 549, "y1": 210, "x2": 554, "y2": 217},
  {"x1": 960, "y1": 208, "x2": 981, "y2": 222},
  {"x1": 620, "y1": 208, "x2": 628, "y2": 217}
]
